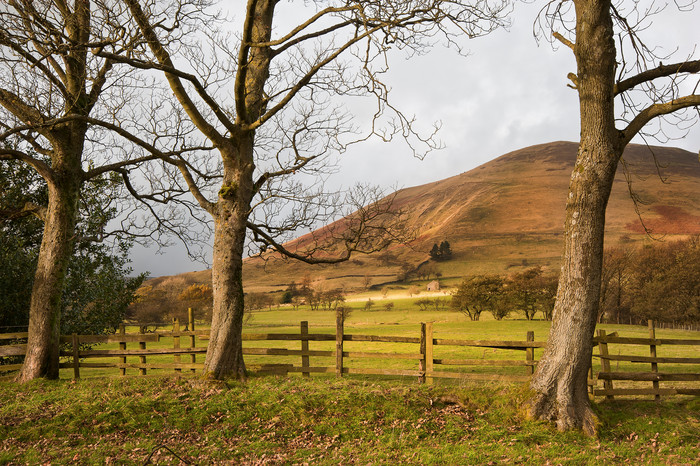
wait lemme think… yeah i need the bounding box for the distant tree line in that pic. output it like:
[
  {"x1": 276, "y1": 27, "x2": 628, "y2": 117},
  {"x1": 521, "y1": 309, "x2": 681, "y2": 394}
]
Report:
[
  {"x1": 414, "y1": 298, "x2": 448, "y2": 312},
  {"x1": 447, "y1": 237, "x2": 700, "y2": 328},
  {"x1": 451, "y1": 267, "x2": 557, "y2": 321},
  {"x1": 129, "y1": 280, "x2": 290, "y2": 325},
  {"x1": 282, "y1": 278, "x2": 346, "y2": 312},
  {"x1": 599, "y1": 237, "x2": 700, "y2": 327}
]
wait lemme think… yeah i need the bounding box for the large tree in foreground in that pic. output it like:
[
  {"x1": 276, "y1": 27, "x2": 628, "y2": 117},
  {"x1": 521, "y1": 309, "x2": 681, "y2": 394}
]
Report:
[
  {"x1": 0, "y1": 1, "x2": 129, "y2": 381},
  {"x1": 119, "y1": 0, "x2": 508, "y2": 379},
  {"x1": 0, "y1": 1, "x2": 195, "y2": 381},
  {"x1": 527, "y1": 0, "x2": 700, "y2": 434}
]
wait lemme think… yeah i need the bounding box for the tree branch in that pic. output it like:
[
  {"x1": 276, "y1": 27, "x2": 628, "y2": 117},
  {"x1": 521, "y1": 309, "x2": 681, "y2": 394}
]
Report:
[
  {"x1": 0, "y1": 31, "x2": 67, "y2": 93},
  {"x1": 0, "y1": 148, "x2": 55, "y2": 184},
  {"x1": 122, "y1": 0, "x2": 228, "y2": 146},
  {"x1": 233, "y1": 0, "x2": 259, "y2": 124},
  {"x1": 0, "y1": 88, "x2": 52, "y2": 140},
  {"x1": 252, "y1": 125, "x2": 322, "y2": 194},
  {"x1": 247, "y1": 23, "x2": 385, "y2": 131},
  {"x1": 83, "y1": 116, "x2": 218, "y2": 215},
  {"x1": 553, "y1": 31, "x2": 574, "y2": 50},
  {"x1": 247, "y1": 220, "x2": 353, "y2": 264},
  {"x1": 86, "y1": 58, "x2": 115, "y2": 113},
  {"x1": 21, "y1": 202, "x2": 48, "y2": 222},
  {"x1": 0, "y1": 201, "x2": 47, "y2": 223},
  {"x1": 248, "y1": 187, "x2": 411, "y2": 264},
  {"x1": 8, "y1": 0, "x2": 69, "y2": 85},
  {"x1": 615, "y1": 60, "x2": 700, "y2": 96},
  {"x1": 621, "y1": 94, "x2": 700, "y2": 147},
  {"x1": 94, "y1": 49, "x2": 237, "y2": 137}
]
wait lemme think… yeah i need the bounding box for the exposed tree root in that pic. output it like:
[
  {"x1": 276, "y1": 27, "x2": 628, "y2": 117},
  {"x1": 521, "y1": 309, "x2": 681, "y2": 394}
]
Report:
[{"x1": 525, "y1": 379, "x2": 599, "y2": 437}]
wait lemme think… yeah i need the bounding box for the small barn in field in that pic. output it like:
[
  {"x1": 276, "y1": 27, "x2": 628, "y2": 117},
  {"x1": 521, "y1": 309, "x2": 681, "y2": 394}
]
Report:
[{"x1": 426, "y1": 280, "x2": 440, "y2": 292}]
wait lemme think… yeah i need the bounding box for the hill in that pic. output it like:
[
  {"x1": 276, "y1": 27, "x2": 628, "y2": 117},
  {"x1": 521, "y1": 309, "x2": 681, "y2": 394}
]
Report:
[{"x1": 156, "y1": 141, "x2": 700, "y2": 293}]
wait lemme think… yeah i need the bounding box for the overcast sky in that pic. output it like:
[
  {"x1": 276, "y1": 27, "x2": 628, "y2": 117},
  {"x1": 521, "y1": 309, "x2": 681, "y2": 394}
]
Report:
[{"x1": 128, "y1": 1, "x2": 700, "y2": 277}]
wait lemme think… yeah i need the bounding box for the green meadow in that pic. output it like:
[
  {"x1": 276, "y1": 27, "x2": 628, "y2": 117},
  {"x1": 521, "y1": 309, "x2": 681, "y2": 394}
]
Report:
[
  {"x1": 1, "y1": 375, "x2": 698, "y2": 464},
  {"x1": 2, "y1": 299, "x2": 699, "y2": 464}
]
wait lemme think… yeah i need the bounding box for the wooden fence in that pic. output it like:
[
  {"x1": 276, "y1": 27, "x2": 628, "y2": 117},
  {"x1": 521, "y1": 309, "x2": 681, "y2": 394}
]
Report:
[
  {"x1": 0, "y1": 314, "x2": 545, "y2": 382},
  {"x1": 2, "y1": 317, "x2": 698, "y2": 399},
  {"x1": 593, "y1": 320, "x2": 700, "y2": 399}
]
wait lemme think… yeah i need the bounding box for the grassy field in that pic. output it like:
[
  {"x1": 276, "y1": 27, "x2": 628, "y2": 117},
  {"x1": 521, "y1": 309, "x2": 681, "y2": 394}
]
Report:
[
  {"x1": 2, "y1": 302, "x2": 699, "y2": 464},
  {"x1": 1, "y1": 375, "x2": 698, "y2": 465}
]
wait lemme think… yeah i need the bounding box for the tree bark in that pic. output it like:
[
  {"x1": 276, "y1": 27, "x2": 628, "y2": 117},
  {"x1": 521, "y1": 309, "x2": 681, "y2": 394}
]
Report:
[
  {"x1": 526, "y1": 145, "x2": 619, "y2": 434},
  {"x1": 527, "y1": 0, "x2": 622, "y2": 435},
  {"x1": 203, "y1": 202, "x2": 249, "y2": 379},
  {"x1": 202, "y1": 136, "x2": 257, "y2": 378},
  {"x1": 17, "y1": 174, "x2": 81, "y2": 382}
]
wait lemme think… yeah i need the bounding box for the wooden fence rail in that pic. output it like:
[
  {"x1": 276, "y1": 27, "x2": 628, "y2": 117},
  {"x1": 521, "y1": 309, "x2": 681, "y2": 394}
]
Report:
[
  {"x1": 593, "y1": 320, "x2": 700, "y2": 399},
  {"x1": 2, "y1": 317, "x2": 699, "y2": 400},
  {"x1": 1, "y1": 316, "x2": 545, "y2": 383}
]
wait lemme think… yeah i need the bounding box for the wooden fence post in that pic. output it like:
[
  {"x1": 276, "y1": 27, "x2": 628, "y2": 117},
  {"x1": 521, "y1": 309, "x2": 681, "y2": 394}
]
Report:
[
  {"x1": 426, "y1": 323, "x2": 433, "y2": 385},
  {"x1": 419, "y1": 323, "x2": 433, "y2": 384},
  {"x1": 301, "y1": 321, "x2": 310, "y2": 378},
  {"x1": 597, "y1": 329, "x2": 614, "y2": 400},
  {"x1": 649, "y1": 320, "x2": 660, "y2": 401},
  {"x1": 173, "y1": 318, "x2": 181, "y2": 373},
  {"x1": 526, "y1": 331, "x2": 535, "y2": 376},
  {"x1": 119, "y1": 324, "x2": 126, "y2": 376},
  {"x1": 72, "y1": 333, "x2": 80, "y2": 379},
  {"x1": 188, "y1": 308, "x2": 196, "y2": 373},
  {"x1": 420, "y1": 323, "x2": 426, "y2": 384},
  {"x1": 139, "y1": 325, "x2": 147, "y2": 376},
  {"x1": 336, "y1": 310, "x2": 344, "y2": 378}
]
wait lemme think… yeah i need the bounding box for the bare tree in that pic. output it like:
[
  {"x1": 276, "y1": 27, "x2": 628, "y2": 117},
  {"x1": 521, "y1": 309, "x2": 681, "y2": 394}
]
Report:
[
  {"x1": 116, "y1": 0, "x2": 509, "y2": 379},
  {"x1": 451, "y1": 274, "x2": 504, "y2": 321},
  {"x1": 0, "y1": 1, "x2": 133, "y2": 381},
  {"x1": 0, "y1": 1, "x2": 203, "y2": 382},
  {"x1": 528, "y1": 0, "x2": 700, "y2": 434},
  {"x1": 598, "y1": 246, "x2": 634, "y2": 323}
]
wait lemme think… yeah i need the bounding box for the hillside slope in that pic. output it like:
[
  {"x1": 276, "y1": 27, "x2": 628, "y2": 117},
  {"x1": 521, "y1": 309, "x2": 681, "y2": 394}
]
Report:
[{"x1": 164, "y1": 141, "x2": 700, "y2": 293}]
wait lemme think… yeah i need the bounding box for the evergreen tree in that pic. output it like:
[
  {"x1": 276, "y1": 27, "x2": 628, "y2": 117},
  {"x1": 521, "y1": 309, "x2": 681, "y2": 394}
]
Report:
[
  {"x1": 430, "y1": 241, "x2": 452, "y2": 261},
  {"x1": 0, "y1": 161, "x2": 144, "y2": 335},
  {"x1": 439, "y1": 241, "x2": 453, "y2": 260},
  {"x1": 429, "y1": 243, "x2": 441, "y2": 261}
]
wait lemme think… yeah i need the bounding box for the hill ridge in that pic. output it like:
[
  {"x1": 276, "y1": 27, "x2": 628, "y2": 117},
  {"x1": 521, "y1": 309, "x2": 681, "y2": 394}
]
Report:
[{"x1": 163, "y1": 141, "x2": 700, "y2": 293}]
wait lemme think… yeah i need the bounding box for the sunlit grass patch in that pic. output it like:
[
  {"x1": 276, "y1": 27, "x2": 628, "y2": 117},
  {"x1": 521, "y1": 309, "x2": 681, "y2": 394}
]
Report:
[{"x1": 1, "y1": 375, "x2": 698, "y2": 464}]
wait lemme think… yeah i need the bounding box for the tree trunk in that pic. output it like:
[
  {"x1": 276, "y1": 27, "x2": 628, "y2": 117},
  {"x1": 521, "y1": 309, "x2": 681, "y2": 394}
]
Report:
[
  {"x1": 203, "y1": 210, "x2": 249, "y2": 379},
  {"x1": 203, "y1": 140, "x2": 256, "y2": 379},
  {"x1": 202, "y1": 0, "x2": 275, "y2": 380},
  {"x1": 527, "y1": 0, "x2": 621, "y2": 435},
  {"x1": 526, "y1": 146, "x2": 618, "y2": 434},
  {"x1": 17, "y1": 180, "x2": 80, "y2": 382},
  {"x1": 6, "y1": 1, "x2": 93, "y2": 382}
]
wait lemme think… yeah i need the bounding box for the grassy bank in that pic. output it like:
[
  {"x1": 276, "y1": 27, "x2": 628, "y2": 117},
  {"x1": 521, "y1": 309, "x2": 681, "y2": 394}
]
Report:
[{"x1": 1, "y1": 375, "x2": 698, "y2": 465}]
